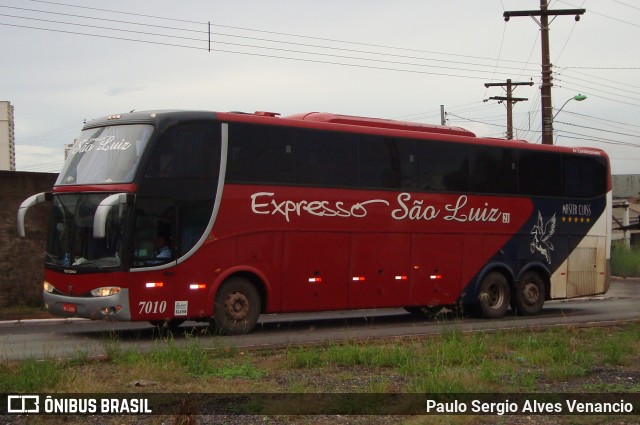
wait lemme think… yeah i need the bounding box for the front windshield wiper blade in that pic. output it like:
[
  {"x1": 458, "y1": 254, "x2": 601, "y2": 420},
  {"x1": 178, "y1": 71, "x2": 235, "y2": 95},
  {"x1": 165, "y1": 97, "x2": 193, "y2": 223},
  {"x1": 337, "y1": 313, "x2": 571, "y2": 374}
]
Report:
[
  {"x1": 72, "y1": 258, "x2": 105, "y2": 270},
  {"x1": 44, "y1": 252, "x2": 60, "y2": 264}
]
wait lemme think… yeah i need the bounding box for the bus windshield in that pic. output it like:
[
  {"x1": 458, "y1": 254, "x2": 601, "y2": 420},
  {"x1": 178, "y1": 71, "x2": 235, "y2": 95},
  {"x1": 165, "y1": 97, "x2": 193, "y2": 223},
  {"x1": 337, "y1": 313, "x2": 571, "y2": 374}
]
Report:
[
  {"x1": 46, "y1": 193, "x2": 128, "y2": 269},
  {"x1": 57, "y1": 124, "x2": 153, "y2": 185}
]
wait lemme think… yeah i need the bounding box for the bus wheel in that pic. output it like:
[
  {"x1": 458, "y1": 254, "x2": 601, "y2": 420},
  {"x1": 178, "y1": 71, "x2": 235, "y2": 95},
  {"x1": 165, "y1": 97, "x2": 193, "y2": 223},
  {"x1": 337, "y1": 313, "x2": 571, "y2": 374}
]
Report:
[
  {"x1": 477, "y1": 272, "x2": 510, "y2": 319},
  {"x1": 212, "y1": 278, "x2": 261, "y2": 335},
  {"x1": 512, "y1": 271, "x2": 545, "y2": 316}
]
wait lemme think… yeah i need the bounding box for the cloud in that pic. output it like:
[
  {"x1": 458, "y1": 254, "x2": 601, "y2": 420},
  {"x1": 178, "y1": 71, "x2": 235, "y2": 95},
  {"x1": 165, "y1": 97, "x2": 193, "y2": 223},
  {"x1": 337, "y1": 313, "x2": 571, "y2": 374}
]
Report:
[
  {"x1": 15, "y1": 145, "x2": 65, "y2": 172},
  {"x1": 105, "y1": 86, "x2": 145, "y2": 96}
]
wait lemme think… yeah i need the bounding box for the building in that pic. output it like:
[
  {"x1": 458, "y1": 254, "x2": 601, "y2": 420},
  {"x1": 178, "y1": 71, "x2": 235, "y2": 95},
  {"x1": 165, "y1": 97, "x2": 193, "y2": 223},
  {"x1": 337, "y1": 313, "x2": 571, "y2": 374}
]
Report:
[
  {"x1": 64, "y1": 141, "x2": 75, "y2": 160},
  {"x1": 0, "y1": 101, "x2": 16, "y2": 171}
]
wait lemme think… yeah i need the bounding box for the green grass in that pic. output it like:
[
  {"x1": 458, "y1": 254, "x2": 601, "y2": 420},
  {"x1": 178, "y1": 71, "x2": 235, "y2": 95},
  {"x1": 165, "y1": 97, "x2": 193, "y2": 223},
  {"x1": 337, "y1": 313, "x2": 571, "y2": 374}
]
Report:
[
  {"x1": 0, "y1": 359, "x2": 65, "y2": 393},
  {"x1": 102, "y1": 335, "x2": 265, "y2": 380},
  {"x1": 0, "y1": 322, "x2": 638, "y2": 410},
  {"x1": 285, "y1": 323, "x2": 639, "y2": 394},
  {"x1": 611, "y1": 242, "x2": 640, "y2": 277}
]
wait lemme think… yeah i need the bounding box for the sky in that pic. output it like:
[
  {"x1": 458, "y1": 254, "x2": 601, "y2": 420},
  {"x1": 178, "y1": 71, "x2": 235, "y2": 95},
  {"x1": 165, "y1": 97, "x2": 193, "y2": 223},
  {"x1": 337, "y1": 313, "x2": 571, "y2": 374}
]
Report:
[{"x1": 1, "y1": 0, "x2": 639, "y2": 175}]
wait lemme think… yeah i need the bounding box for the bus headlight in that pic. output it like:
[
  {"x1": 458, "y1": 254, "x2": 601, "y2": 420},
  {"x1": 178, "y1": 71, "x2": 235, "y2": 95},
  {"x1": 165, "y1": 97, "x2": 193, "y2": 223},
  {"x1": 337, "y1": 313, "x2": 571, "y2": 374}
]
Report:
[
  {"x1": 91, "y1": 287, "x2": 121, "y2": 297},
  {"x1": 44, "y1": 281, "x2": 54, "y2": 293}
]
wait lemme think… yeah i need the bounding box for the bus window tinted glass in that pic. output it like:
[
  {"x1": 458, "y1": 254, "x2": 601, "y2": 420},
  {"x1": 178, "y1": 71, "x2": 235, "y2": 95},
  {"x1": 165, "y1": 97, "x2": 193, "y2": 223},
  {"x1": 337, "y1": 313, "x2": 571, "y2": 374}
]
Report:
[
  {"x1": 294, "y1": 130, "x2": 358, "y2": 187},
  {"x1": 358, "y1": 137, "x2": 416, "y2": 190},
  {"x1": 132, "y1": 197, "x2": 175, "y2": 267},
  {"x1": 564, "y1": 155, "x2": 607, "y2": 198},
  {"x1": 227, "y1": 124, "x2": 293, "y2": 184},
  {"x1": 470, "y1": 147, "x2": 517, "y2": 194},
  {"x1": 518, "y1": 151, "x2": 562, "y2": 196},
  {"x1": 358, "y1": 136, "x2": 397, "y2": 189},
  {"x1": 419, "y1": 141, "x2": 469, "y2": 192},
  {"x1": 145, "y1": 122, "x2": 220, "y2": 180}
]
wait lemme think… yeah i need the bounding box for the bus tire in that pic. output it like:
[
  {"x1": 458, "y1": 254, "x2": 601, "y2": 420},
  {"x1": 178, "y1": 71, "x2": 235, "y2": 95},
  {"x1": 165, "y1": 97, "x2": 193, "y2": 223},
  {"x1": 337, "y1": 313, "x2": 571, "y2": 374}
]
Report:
[
  {"x1": 477, "y1": 272, "x2": 510, "y2": 319},
  {"x1": 512, "y1": 271, "x2": 545, "y2": 316},
  {"x1": 212, "y1": 277, "x2": 261, "y2": 335}
]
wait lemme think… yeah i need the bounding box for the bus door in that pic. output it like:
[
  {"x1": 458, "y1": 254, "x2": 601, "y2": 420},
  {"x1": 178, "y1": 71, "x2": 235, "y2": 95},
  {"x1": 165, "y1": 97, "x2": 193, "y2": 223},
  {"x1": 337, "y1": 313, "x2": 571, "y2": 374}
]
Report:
[{"x1": 130, "y1": 197, "x2": 179, "y2": 321}]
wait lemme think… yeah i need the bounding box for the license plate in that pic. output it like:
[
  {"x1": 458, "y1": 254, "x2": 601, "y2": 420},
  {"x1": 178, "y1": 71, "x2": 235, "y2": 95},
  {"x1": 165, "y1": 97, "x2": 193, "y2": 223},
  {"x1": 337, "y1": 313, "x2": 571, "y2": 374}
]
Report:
[{"x1": 63, "y1": 303, "x2": 76, "y2": 314}]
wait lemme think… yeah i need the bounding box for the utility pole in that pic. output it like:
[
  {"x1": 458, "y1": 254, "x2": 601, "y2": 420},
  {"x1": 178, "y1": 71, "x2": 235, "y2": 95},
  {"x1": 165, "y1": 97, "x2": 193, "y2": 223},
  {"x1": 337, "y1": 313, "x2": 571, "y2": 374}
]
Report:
[
  {"x1": 503, "y1": 1, "x2": 585, "y2": 145},
  {"x1": 484, "y1": 79, "x2": 533, "y2": 140}
]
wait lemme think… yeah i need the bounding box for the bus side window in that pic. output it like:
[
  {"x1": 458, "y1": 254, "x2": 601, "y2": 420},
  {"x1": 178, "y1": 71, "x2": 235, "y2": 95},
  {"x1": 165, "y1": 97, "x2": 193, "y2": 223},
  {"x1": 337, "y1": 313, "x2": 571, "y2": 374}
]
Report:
[
  {"x1": 564, "y1": 155, "x2": 607, "y2": 198},
  {"x1": 358, "y1": 136, "x2": 396, "y2": 189},
  {"x1": 294, "y1": 129, "x2": 358, "y2": 188},
  {"x1": 470, "y1": 147, "x2": 517, "y2": 194},
  {"x1": 419, "y1": 140, "x2": 469, "y2": 192},
  {"x1": 518, "y1": 151, "x2": 562, "y2": 197},
  {"x1": 132, "y1": 197, "x2": 175, "y2": 267},
  {"x1": 227, "y1": 124, "x2": 293, "y2": 184},
  {"x1": 178, "y1": 202, "x2": 212, "y2": 255}
]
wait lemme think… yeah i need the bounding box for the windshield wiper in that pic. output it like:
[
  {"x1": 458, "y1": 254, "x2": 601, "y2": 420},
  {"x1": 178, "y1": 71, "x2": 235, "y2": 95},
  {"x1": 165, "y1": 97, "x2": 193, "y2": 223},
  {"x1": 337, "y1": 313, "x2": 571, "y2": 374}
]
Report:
[
  {"x1": 72, "y1": 257, "x2": 105, "y2": 270},
  {"x1": 44, "y1": 252, "x2": 59, "y2": 264}
]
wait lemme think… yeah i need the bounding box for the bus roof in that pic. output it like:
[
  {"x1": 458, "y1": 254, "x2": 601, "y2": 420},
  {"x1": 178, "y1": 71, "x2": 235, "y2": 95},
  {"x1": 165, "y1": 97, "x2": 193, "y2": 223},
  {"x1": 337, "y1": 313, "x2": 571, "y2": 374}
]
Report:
[
  {"x1": 283, "y1": 112, "x2": 476, "y2": 138},
  {"x1": 83, "y1": 110, "x2": 608, "y2": 160}
]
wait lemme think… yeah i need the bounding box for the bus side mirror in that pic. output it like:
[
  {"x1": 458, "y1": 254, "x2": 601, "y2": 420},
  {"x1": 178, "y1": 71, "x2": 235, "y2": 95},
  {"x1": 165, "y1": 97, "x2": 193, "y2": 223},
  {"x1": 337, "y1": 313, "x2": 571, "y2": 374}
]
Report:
[
  {"x1": 93, "y1": 193, "x2": 135, "y2": 238},
  {"x1": 17, "y1": 192, "x2": 52, "y2": 237}
]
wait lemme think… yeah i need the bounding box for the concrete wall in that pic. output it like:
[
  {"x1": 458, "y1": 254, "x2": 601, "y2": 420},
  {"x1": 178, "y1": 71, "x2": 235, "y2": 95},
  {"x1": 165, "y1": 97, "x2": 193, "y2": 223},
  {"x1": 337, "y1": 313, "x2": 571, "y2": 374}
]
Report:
[
  {"x1": 613, "y1": 175, "x2": 640, "y2": 199},
  {"x1": 0, "y1": 171, "x2": 57, "y2": 308}
]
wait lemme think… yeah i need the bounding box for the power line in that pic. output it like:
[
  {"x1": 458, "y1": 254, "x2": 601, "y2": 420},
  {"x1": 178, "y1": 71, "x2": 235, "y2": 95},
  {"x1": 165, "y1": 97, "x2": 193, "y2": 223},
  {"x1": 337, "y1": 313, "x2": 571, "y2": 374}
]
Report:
[
  {"x1": 611, "y1": 0, "x2": 640, "y2": 13},
  {"x1": 0, "y1": 22, "x2": 534, "y2": 81},
  {"x1": 556, "y1": 129, "x2": 640, "y2": 148},
  {"x1": 557, "y1": 0, "x2": 640, "y2": 29},
  {"x1": 557, "y1": 66, "x2": 640, "y2": 92},
  {"x1": 27, "y1": 0, "x2": 547, "y2": 68},
  {"x1": 503, "y1": 1, "x2": 586, "y2": 144},
  {"x1": 561, "y1": 84, "x2": 640, "y2": 108},
  {"x1": 558, "y1": 109, "x2": 640, "y2": 130},
  {"x1": 28, "y1": 0, "x2": 204, "y2": 25},
  {"x1": 4, "y1": 0, "x2": 635, "y2": 97},
  {"x1": 3, "y1": 0, "x2": 639, "y2": 165},
  {"x1": 555, "y1": 120, "x2": 640, "y2": 139},
  {"x1": 0, "y1": 21, "x2": 206, "y2": 50},
  {"x1": 0, "y1": 7, "x2": 544, "y2": 80},
  {"x1": 556, "y1": 72, "x2": 640, "y2": 99},
  {"x1": 560, "y1": 66, "x2": 640, "y2": 70}
]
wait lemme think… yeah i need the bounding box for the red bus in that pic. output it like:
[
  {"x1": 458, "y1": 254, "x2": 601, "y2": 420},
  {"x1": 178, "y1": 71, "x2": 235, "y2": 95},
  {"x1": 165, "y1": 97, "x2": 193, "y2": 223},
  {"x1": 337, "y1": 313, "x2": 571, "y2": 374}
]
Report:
[{"x1": 17, "y1": 110, "x2": 611, "y2": 334}]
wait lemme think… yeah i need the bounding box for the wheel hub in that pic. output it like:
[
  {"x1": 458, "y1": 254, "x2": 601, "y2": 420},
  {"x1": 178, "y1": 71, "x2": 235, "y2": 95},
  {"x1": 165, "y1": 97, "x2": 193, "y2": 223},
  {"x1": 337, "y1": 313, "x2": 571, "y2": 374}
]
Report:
[
  {"x1": 225, "y1": 292, "x2": 249, "y2": 321},
  {"x1": 487, "y1": 283, "x2": 505, "y2": 309},
  {"x1": 522, "y1": 282, "x2": 539, "y2": 306}
]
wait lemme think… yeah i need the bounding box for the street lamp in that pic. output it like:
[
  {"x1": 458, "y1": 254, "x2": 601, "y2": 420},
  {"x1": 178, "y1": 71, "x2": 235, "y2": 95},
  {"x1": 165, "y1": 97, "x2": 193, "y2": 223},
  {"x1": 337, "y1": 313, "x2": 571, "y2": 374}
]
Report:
[{"x1": 553, "y1": 94, "x2": 587, "y2": 119}]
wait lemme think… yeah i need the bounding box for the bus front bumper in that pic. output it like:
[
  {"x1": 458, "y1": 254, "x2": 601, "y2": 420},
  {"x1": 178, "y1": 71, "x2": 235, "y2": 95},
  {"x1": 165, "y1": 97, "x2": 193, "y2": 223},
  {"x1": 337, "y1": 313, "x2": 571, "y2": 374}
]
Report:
[{"x1": 43, "y1": 289, "x2": 131, "y2": 321}]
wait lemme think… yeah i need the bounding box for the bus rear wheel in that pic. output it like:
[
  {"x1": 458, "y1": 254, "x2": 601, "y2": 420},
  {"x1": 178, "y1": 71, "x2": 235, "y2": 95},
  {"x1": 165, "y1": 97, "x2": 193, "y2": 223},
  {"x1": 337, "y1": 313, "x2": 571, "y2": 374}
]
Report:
[
  {"x1": 512, "y1": 271, "x2": 545, "y2": 316},
  {"x1": 212, "y1": 277, "x2": 261, "y2": 335},
  {"x1": 477, "y1": 272, "x2": 510, "y2": 319}
]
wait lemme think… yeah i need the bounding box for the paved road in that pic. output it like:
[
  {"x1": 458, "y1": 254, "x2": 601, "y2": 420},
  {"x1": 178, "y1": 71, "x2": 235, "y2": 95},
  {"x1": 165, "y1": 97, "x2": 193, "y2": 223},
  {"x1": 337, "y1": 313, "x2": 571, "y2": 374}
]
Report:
[{"x1": 0, "y1": 278, "x2": 638, "y2": 361}]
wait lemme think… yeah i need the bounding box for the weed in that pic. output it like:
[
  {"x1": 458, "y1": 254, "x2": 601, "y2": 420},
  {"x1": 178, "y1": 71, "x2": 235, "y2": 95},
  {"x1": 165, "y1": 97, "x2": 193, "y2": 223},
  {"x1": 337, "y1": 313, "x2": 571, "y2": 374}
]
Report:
[
  {"x1": 0, "y1": 358, "x2": 65, "y2": 392},
  {"x1": 288, "y1": 346, "x2": 323, "y2": 368},
  {"x1": 611, "y1": 242, "x2": 640, "y2": 277}
]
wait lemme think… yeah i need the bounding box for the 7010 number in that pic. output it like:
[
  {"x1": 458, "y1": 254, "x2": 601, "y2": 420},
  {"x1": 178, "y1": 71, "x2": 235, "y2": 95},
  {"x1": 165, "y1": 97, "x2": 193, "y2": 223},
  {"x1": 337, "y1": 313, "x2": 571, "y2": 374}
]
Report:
[{"x1": 138, "y1": 300, "x2": 167, "y2": 315}]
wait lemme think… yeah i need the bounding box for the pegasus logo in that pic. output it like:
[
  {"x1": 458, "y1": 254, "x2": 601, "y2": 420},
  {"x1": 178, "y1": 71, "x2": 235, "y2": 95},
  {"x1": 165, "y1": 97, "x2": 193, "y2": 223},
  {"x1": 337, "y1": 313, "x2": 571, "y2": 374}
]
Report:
[{"x1": 530, "y1": 211, "x2": 556, "y2": 264}]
